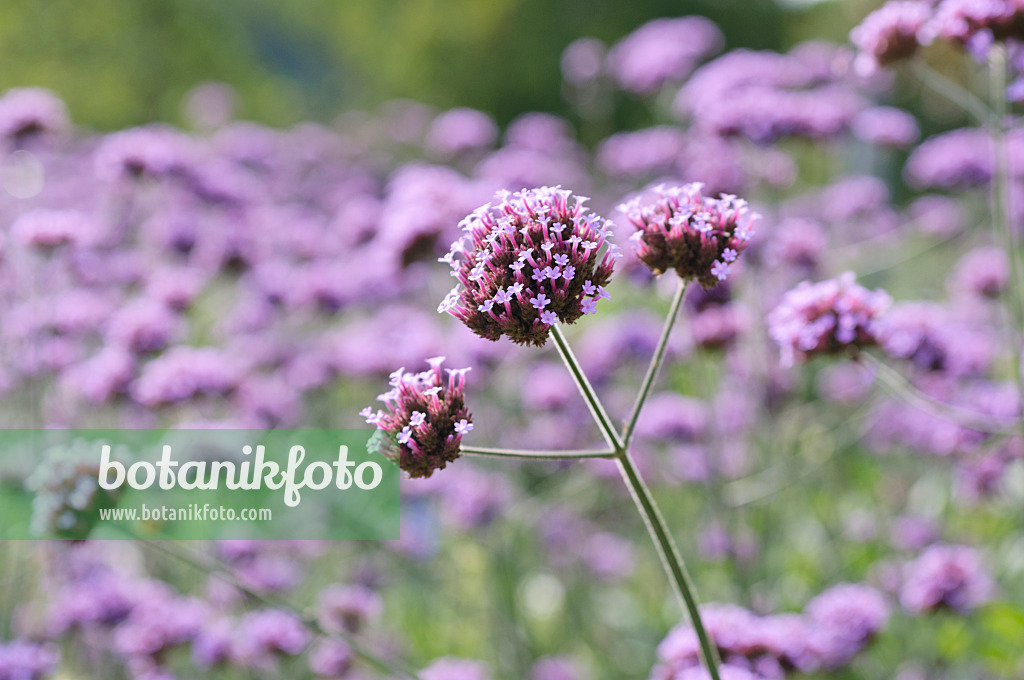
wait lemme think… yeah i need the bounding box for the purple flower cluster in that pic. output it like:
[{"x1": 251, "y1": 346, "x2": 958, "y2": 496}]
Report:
[
  {"x1": 619, "y1": 184, "x2": 757, "y2": 288},
  {"x1": 0, "y1": 87, "x2": 69, "y2": 145},
  {"x1": 26, "y1": 439, "x2": 123, "y2": 538},
  {"x1": 850, "y1": 1, "x2": 932, "y2": 71},
  {"x1": 879, "y1": 303, "x2": 995, "y2": 377},
  {"x1": 651, "y1": 584, "x2": 889, "y2": 679},
  {"x1": 439, "y1": 186, "x2": 618, "y2": 346},
  {"x1": 768, "y1": 272, "x2": 892, "y2": 366},
  {"x1": 852, "y1": 0, "x2": 1024, "y2": 71},
  {"x1": 317, "y1": 584, "x2": 383, "y2": 634},
  {"x1": 677, "y1": 46, "x2": 867, "y2": 144},
  {"x1": 607, "y1": 17, "x2": 724, "y2": 95},
  {"x1": 361, "y1": 357, "x2": 472, "y2": 478},
  {"x1": 899, "y1": 544, "x2": 995, "y2": 613},
  {"x1": 425, "y1": 108, "x2": 499, "y2": 159},
  {"x1": 0, "y1": 641, "x2": 59, "y2": 680}
]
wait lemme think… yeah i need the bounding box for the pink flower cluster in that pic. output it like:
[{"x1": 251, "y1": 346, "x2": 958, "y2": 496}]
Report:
[
  {"x1": 852, "y1": 0, "x2": 1024, "y2": 71},
  {"x1": 439, "y1": 186, "x2": 618, "y2": 346},
  {"x1": 768, "y1": 272, "x2": 891, "y2": 367},
  {"x1": 361, "y1": 357, "x2": 473, "y2": 478},
  {"x1": 619, "y1": 183, "x2": 757, "y2": 288}
]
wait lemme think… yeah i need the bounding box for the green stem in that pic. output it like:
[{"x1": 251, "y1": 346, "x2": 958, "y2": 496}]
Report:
[
  {"x1": 623, "y1": 279, "x2": 687, "y2": 448},
  {"x1": 550, "y1": 324, "x2": 623, "y2": 450},
  {"x1": 462, "y1": 445, "x2": 616, "y2": 460},
  {"x1": 909, "y1": 60, "x2": 992, "y2": 125},
  {"x1": 989, "y1": 46, "x2": 1024, "y2": 396},
  {"x1": 549, "y1": 323, "x2": 722, "y2": 680},
  {"x1": 615, "y1": 449, "x2": 723, "y2": 680}
]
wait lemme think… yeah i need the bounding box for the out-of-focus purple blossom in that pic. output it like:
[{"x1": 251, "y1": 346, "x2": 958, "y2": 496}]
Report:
[
  {"x1": 0, "y1": 87, "x2": 69, "y2": 143},
  {"x1": 879, "y1": 302, "x2": 995, "y2": 376},
  {"x1": 634, "y1": 392, "x2": 708, "y2": 443},
  {"x1": 652, "y1": 586, "x2": 887, "y2": 680},
  {"x1": 145, "y1": 266, "x2": 207, "y2": 311},
  {"x1": 764, "y1": 218, "x2": 827, "y2": 271},
  {"x1": 904, "y1": 128, "x2": 993, "y2": 189},
  {"x1": 0, "y1": 640, "x2": 59, "y2": 680},
  {"x1": 424, "y1": 465, "x2": 514, "y2": 530},
  {"x1": 361, "y1": 357, "x2": 472, "y2": 478},
  {"x1": 232, "y1": 609, "x2": 310, "y2": 669},
  {"x1": 818, "y1": 175, "x2": 891, "y2": 224},
  {"x1": 11, "y1": 209, "x2": 97, "y2": 249},
  {"x1": 805, "y1": 583, "x2": 890, "y2": 667},
  {"x1": 26, "y1": 439, "x2": 125, "y2": 538},
  {"x1": 425, "y1": 108, "x2": 498, "y2": 159},
  {"x1": 921, "y1": 0, "x2": 1024, "y2": 51},
  {"x1": 678, "y1": 47, "x2": 865, "y2": 144},
  {"x1": 61, "y1": 347, "x2": 135, "y2": 404},
  {"x1": 561, "y1": 38, "x2": 606, "y2": 86},
  {"x1": 575, "y1": 309, "x2": 691, "y2": 381},
  {"x1": 850, "y1": 1, "x2": 931, "y2": 72},
  {"x1": 422, "y1": 657, "x2": 491, "y2": 680},
  {"x1": 519, "y1": 362, "x2": 577, "y2": 410},
  {"x1": 106, "y1": 298, "x2": 180, "y2": 354},
  {"x1": 900, "y1": 544, "x2": 995, "y2": 613},
  {"x1": 377, "y1": 163, "x2": 478, "y2": 268},
  {"x1": 502, "y1": 113, "x2": 581, "y2": 157},
  {"x1": 608, "y1": 17, "x2": 724, "y2": 95},
  {"x1": 532, "y1": 655, "x2": 582, "y2": 680},
  {"x1": 690, "y1": 305, "x2": 749, "y2": 351},
  {"x1": 440, "y1": 186, "x2": 617, "y2": 346},
  {"x1": 318, "y1": 584, "x2": 383, "y2": 635},
  {"x1": 651, "y1": 663, "x2": 762, "y2": 680},
  {"x1": 309, "y1": 639, "x2": 353, "y2": 678},
  {"x1": 954, "y1": 451, "x2": 1008, "y2": 503},
  {"x1": 113, "y1": 593, "x2": 207, "y2": 661},
  {"x1": 909, "y1": 194, "x2": 966, "y2": 236},
  {"x1": 475, "y1": 146, "x2": 590, "y2": 191},
  {"x1": 94, "y1": 125, "x2": 199, "y2": 183},
  {"x1": 192, "y1": 619, "x2": 233, "y2": 669},
  {"x1": 131, "y1": 346, "x2": 246, "y2": 407},
  {"x1": 620, "y1": 183, "x2": 757, "y2": 288},
  {"x1": 891, "y1": 515, "x2": 940, "y2": 551},
  {"x1": 698, "y1": 523, "x2": 758, "y2": 563},
  {"x1": 851, "y1": 106, "x2": 920, "y2": 147},
  {"x1": 47, "y1": 569, "x2": 154, "y2": 635},
  {"x1": 579, "y1": 531, "x2": 636, "y2": 581},
  {"x1": 597, "y1": 127, "x2": 687, "y2": 180},
  {"x1": 949, "y1": 245, "x2": 1010, "y2": 299},
  {"x1": 768, "y1": 272, "x2": 891, "y2": 366}
]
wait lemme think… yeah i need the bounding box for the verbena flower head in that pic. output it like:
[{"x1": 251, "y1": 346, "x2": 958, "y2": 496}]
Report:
[
  {"x1": 361, "y1": 357, "x2": 472, "y2": 478},
  {"x1": 900, "y1": 543, "x2": 995, "y2": 614},
  {"x1": 0, "y1": 640, "x2": 60, "y2": 680},
  {"x1": 619, "y1": 183, "x2": 758, "y2": 288},
  {"x1": 0, "y1": 87, "x2": 70, "y2": 144},
  {"x1": 768, "y1": 272, "x2": 891, "y2": 367},
  {"x1": 922, "y1": 0, "x2": 1024, "y2": 50},
  {"x1": 26, "y1": 439, "x2": 125, "y2": 539},
  {"x1": 439, "y1": 187, "x2": 618, "y2": 346},
  {"x1": 850, "y1": 1, "x2": 931, "y2": 72}
]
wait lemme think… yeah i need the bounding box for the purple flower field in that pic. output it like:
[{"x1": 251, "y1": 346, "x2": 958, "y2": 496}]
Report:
[{"x1": 1, "y1": 2, "x2": 1024, "y2": 679}]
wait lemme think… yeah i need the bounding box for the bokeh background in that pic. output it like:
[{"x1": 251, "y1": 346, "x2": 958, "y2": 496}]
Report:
[
  {"x1": 2, "y1": 0, "x2": 868, "y2": 131},
  {"x1": 1, "y1": 1, "x2": 1023, "y2": 680}
]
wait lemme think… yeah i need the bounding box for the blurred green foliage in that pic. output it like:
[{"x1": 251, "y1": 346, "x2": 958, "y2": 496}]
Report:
[{"x1": 0, "y1": 0, "x2": 860, "y2": 130}]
